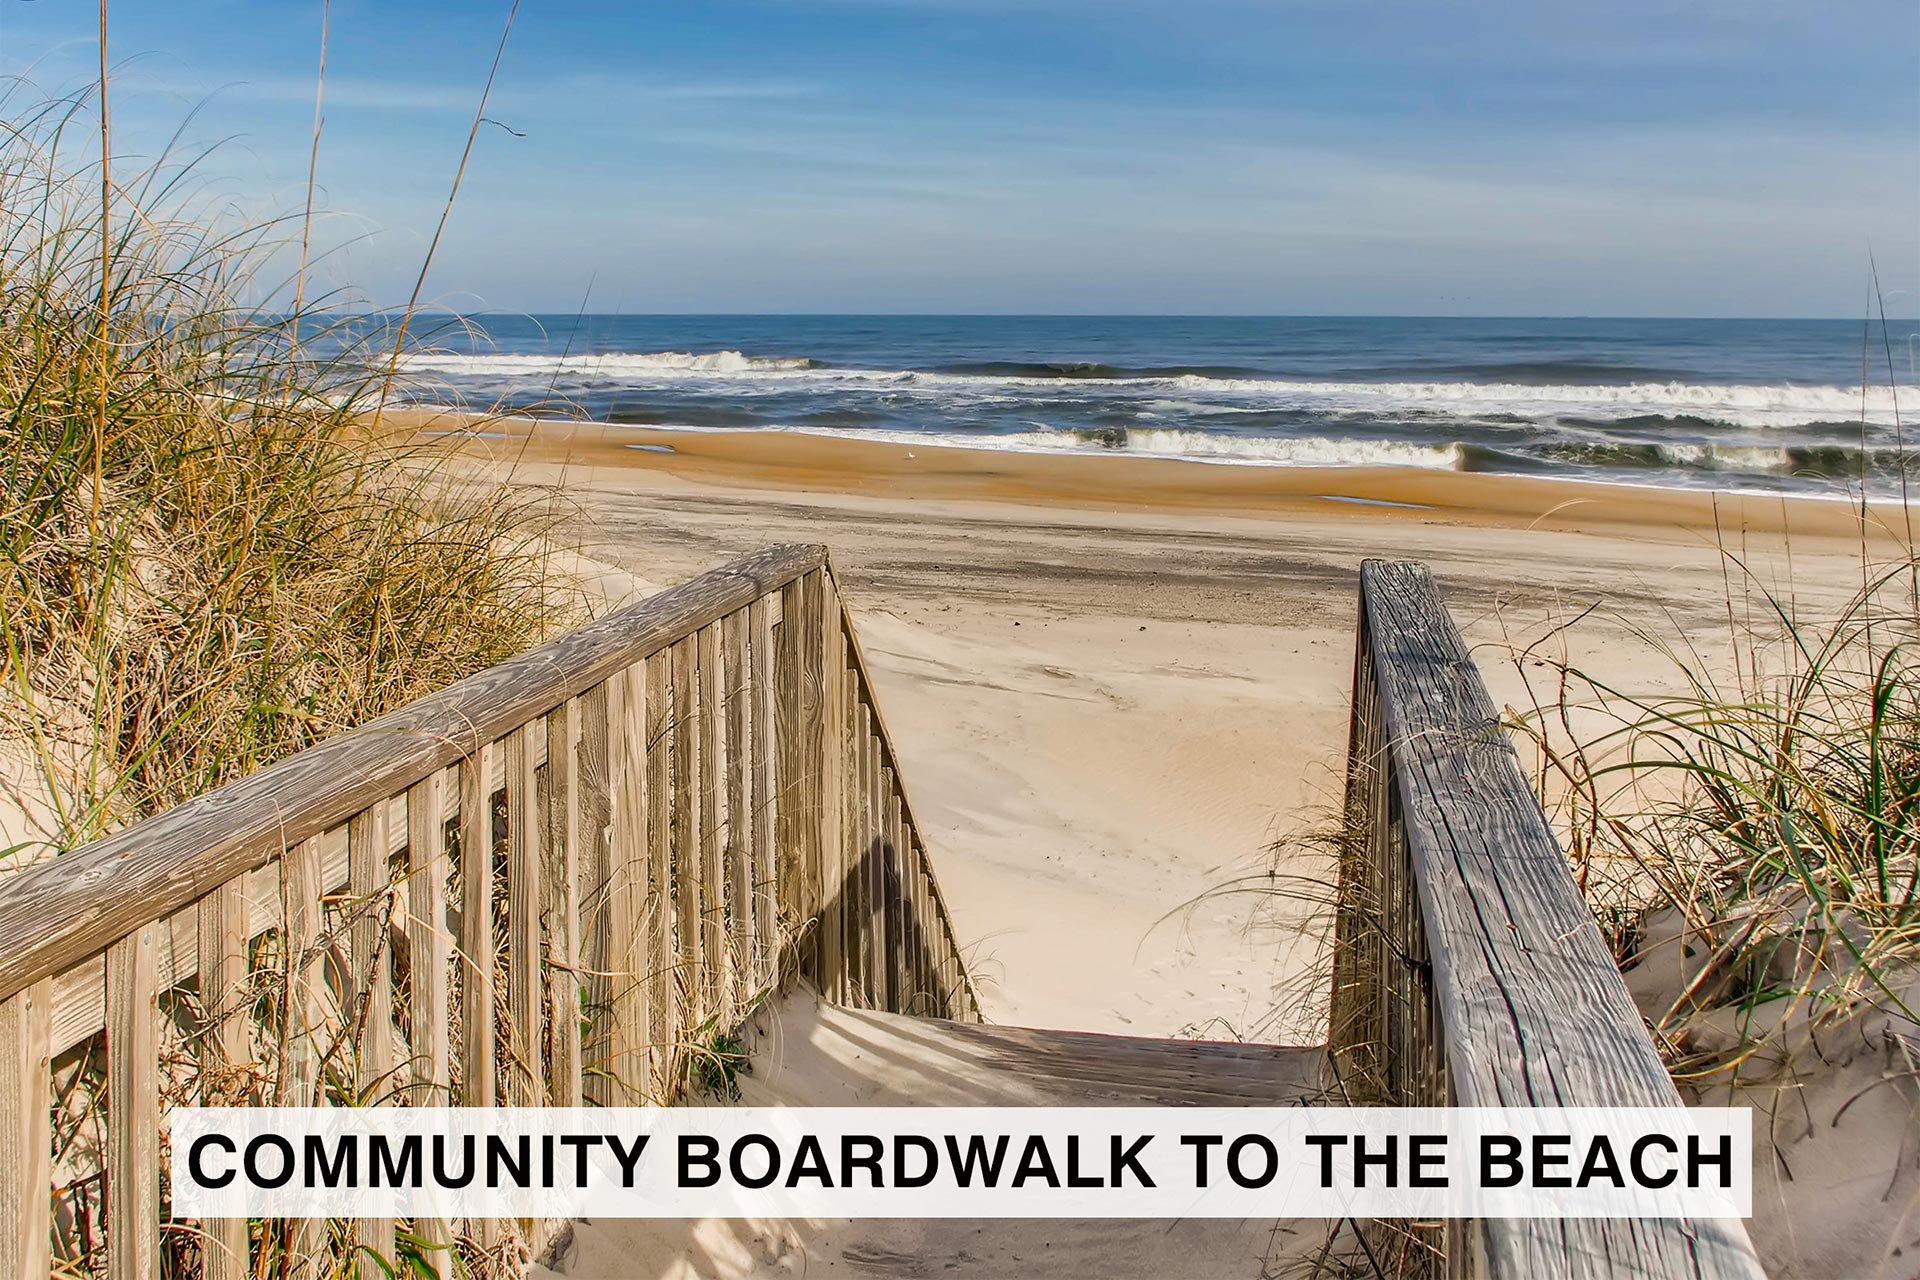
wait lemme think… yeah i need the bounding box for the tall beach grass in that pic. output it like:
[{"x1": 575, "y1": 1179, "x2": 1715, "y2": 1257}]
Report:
[{"x1": 0, "y1": 86, "x2": 563, "y2": 866}]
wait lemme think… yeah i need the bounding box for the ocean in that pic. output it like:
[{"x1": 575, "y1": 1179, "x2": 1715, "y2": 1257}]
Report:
[{"x1": 393, "y1": 315, "x2": 1919, "y2": 496}]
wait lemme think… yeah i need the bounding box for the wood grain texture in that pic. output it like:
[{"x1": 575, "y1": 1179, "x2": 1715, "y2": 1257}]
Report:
[
  {"x1": 608, "y1": 665, "x2": 649, "y2": 1101},
  {"x1": 0, "y1": 545, "x2": 828, "y2": 1004},
  {"x1": 348, "y1": 804, "x2": 396, "y2": 1273},
  {"x1": 196, "y1": 871, "x2": 251, "y2": 1276},
  {"x1": 749, "y1": 596, "x2": 779, "y2": 993},
  {"x1": 723, "y1": 608, "x2": 754, "y2": 1010},
  {"x1": 670, "y1": 637, "x2": 700, "y2": 1072},
  {"x1": 105, "y1": 926, "x2": 157, "y2": 1280},
  {"x1": 546, "y1": 699, "x2": 583, "y2": 1109},
  {"x1": 506, "y1": 724, "x2": 544, "y2": 1108},
  {"x1": 405, "y1": 775, "x2": 454, "y2": 1278},
  {"x1": 0, "y1": 979, "x2": 51, "y2": 1280},
  {"x1": 1355, "y1": 561, "x2": 1762, "y2": 1280},
  {"x1": 575, "y1": 683, "x2": 614, "y2": 1109},
  {"x1": 819, "y1": 573, "x2": 848, "y2": 1003},
  {"x1": 697, "y1": 623, "x2": 727, "y2": 1022},
  {"x1": 459, "y1": 743, "x2": 497, "y2": 1110},
  {"x1": 644, "y1": 654, "x2": 674, "y2": 1099}
]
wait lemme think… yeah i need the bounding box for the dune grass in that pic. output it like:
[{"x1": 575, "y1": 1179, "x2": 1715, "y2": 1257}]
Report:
[
  {"x1": 0, "y1": 77, "x2": 565, "y2": 1278},
  {"x1": 1507, "y1": 544, "x2": 1920, "y2": 1081},
  {"x1": 0, "y1": 89, "x2": 564, "y2": 867}
]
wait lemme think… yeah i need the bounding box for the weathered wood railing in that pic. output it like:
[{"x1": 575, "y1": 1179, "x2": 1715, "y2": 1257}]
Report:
[
  {"x1": 0, "y1": 543, "x2": 976, "y2": 1279},
  {"x1": 1329, "y1": 561, "x2": 1763, "y2": 1280}
]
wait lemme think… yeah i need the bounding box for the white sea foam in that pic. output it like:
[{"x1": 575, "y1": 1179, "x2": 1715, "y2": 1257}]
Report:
[
  {"x1": 402, "y1": 349, "x2": 816, "y2": 375},
  {"x1": 398, "y1": 350, "x2": 1916, "y2": 428}
]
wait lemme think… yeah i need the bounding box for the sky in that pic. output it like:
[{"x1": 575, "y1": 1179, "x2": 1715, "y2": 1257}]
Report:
[{"x1": 2, "y1": 0, "x2": 1917, "y2": 316}]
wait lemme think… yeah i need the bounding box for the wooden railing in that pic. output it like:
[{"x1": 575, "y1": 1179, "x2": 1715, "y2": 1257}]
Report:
[
  {"x1": 1329, "y1": 561, "x2": 1763, "y2": 1280},
  {"x1": 0, "y1": 543, "x2": 977, "y2": 1279}
]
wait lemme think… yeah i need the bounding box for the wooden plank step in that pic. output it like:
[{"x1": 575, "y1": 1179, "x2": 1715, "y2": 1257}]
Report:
[{"x1": 731, "y1": 985, "x2": 1326, "y2": 1110}]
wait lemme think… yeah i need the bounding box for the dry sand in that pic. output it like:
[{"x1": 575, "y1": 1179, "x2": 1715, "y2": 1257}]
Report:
[{"x1": 428, "y1": 414, "x2": 1910, "y2": 1278}]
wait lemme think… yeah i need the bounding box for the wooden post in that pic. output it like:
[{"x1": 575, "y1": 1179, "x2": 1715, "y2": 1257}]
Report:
[
  {"x1": 749, "y1": 595, "x2": 779, "y2": 992},
  {"x1": 506, "y1": 724, "x2": 545, "y2": 1108},
  {"x1": 844, "y1": 679, "x2": 866, "y2": 1006},
  {"x1": 819, "y1": 573, "x2": 848, "y2": 1002},
  {"x1": 0, "y1": 978, "x2": 51, "y2": 1280},
  {"x1": 609, "y1": 665, "x2": 651, "y2": 1100},
  {"x1": 670, "y1": 637, "x2": 700, "y2": 1063},
  {"x1": 645, "y1": 653, "x2": 675, "y2": 1099},
  {"x1": 105, "y1": 925, "x2": 157, "y2": 1280},
  {"x1": 459, "y1": 741, "x2": 497, "y2": 1112},
  {"x1": 575, "y1": 683, "x2": 613, "y2": 1108},
  {"x1": 405, "y1": 773, "x2": 453, "y2": 1278},
  {"x1": 194, "y1": 879, "x2": 248, "y2": 1279},
  {"x1": 887, "y1": 793, "x2": 909, "y2": 1013},
  {"x1": 724, "y1": 608, "x2": 754, "y2": 1010},
  {"x1": 863, "y1": 711, "x2": 885, "y2": 1008},
  {"x1": 348, "y1": 804, "x2": 396, "y2": 1273},
  {"x1": 546, "y1": 699, "x2": 583, "y2": 1108},
  {"x1": 697, "y1": 623, "x2": 727, "y2": 1024}
]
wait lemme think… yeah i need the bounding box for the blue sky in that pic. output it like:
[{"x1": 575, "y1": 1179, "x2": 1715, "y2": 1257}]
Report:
[{"x1": 3, "y1": 0, "x2": 1916, "y2": 315}]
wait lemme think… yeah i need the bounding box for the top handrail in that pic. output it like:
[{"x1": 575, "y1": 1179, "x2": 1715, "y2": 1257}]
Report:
[
  {"x1": 0, "y1": 542, "x2": 829, "y2": 1004},
  {"x1": 1354, "y1": 560, "x2": 1764, "y2": 1278}
]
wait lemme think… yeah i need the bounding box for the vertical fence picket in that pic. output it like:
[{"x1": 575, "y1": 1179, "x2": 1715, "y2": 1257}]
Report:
[
  {"x1": 105, "y1": 926, "x2": 157, "y2": 1280},
  {"x1": 644, "y1": 653, "x2": 675, "y2": 1098},
  {"x1": 670, "y1": 637, "x2": 701, "y2": 1063},
  {"x1": 406, "y1": 772, "x2": 453, "y2": 1277},
  {"x1": 610, "y1": 666, "x2": 651, "y2": 1100},
  {"x1": 547, "y1": 699, "x2": 583, "y2": 1108},
  {"x1": 459, "y1": 747, "x2": 497, "y2": 1111},
  {"x1": 818, "y1": 572, "x2": 848, "y2": 1000},
  {"x1": 348, "y1": 805, "x2": 396, "y2": 1272},
  {"x1": 0, "y1": 978, "x2": 51, "y2": 1280},
  {"x1": 195, "y1": 879, "x2": 248, "y2": 1278},
  {"x1": 506, "y1": 724, "x2": 545, "y2": 1107},
  {"x1": 724, "y1": 609, "x2": 754, "y2": 1010},
  {"x1": 749, "y1": 595, "x2": 779, "y2": 991},
  {"x1": 575, "y1": 684, "x2": 613, "y2": 1108},
  {"x1": 697, "y1": 623, "x2": 727, "y2": 1024},
  {"x1": 863, "y1": 715, "x2": 885, "y2": 1007}
]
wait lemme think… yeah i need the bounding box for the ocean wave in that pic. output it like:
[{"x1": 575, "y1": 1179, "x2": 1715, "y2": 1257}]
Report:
[
  {"x1": 399, "y1": 349, "x2": 1916, "y2": 428},
  {"x1": 403, "y1": 349, "x2": 821, "y2": 375},
  {"x1": 929, "y1": 360, "x2": 1269, "y2": 380},
  {"x1": 1462, "y1": 440, "x2": 1920, "y2": 478}
]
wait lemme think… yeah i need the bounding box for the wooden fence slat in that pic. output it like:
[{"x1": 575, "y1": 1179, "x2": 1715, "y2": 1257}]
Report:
[
  {"x1": 0, "y1": 978, "x2": 51, "y2": 1280},
  {"x1": 844, "y1": 675, "x2": 866, "y2": 1006},
  {"x1": 697, "y1": 623, "x2": 727, "y2": 1024},
  {"x1": 506, "y1": 724, "x2": 544, "y2": 1107},
  {"x1": 547, "y1": 699, "x2": 583, "y2": 1108},
  {"x1": 863, "y1": 712, "x2": 885, "y2": 1008},
  {"x1": 670, "y1": 637, "x2": 701, "y2": 1062},
  {"x1": 724, "y1": 608, "x2": 754, "y2": 1010},
  {"x1": 887, "y1": 793, "x2": 909, "y2": 1013},
  {"x1": 195, "y1": 878, "x2": 249, "y2": 1280},
  {"x1": 405, "y1": 773, "x2": 453, "y2": 1279},
  {"x1": 575, "y1": 683, "x2": 613, "y2": 1108},
  {"x1": 105, "y1": 925, "x2": 158, "y2": 1280},
  {"x1": 348, "y1": 804, "x2": 395, "y2": 1273},
  {"x1": 645, "y1": 653, "x2": 675, "y2": 1098},
  {"x1": 609, "y1": 666, "x2": 650, "y2": 1101},
  {"x1": 749, "y1": 595, "x2": 779, "y2": 992},
  {"x1": 459, "y1": 742, "x2": 497, "y2": 1110}
]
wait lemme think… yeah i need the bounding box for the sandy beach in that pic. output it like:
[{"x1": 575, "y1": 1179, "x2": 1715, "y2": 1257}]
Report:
[
  {"x1": 432, "y1": 414, "x2": 1905, "y2": 1279},
  {"x1": 424, "y1": 412, "x2": 1892, "y2": 1042}
]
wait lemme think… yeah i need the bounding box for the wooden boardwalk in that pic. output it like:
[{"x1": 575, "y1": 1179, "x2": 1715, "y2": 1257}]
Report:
[{"x1": 0, "y1": 547, "x2": 1767, "y2": 1279}]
